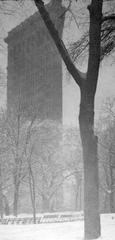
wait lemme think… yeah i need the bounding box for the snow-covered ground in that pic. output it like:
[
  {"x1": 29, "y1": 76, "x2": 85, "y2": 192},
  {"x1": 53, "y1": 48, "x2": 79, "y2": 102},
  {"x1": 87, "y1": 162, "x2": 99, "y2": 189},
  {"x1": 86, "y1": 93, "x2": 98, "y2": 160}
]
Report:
[{"x1": 0, "y1": 214, "x2": 115, "y2": 240}]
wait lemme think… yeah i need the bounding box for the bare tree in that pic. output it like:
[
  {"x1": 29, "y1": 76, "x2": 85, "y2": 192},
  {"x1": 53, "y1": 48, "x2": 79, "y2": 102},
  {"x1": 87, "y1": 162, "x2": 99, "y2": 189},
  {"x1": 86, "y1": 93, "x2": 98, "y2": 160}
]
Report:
[
  {"x1": 0, "y1": 113, "x2": 12, "y2": 218},
  {"x1": 22, "y1": 118, "x2": 38, "y2": 223},
  {"x1": 32, "y1": 0, "x2": 103, "y2": 238},
  {"x1": 31, "y1": 0, "x2": 115, "y2": 238},
  {"x1": 62, "y1": 127, "x2": 83, "y2": 210},
  {"x1": 2, "y1": 98, "x2": 38, "y2": 216},
  {"x1": 0, "y1": 162, "x2": 3, "y2": 218},
  {"x1": 28, "y1": 120, "x2": 64, "y2": 213},
  {"x1": 3, "y1": 115, "x2": 24, "y2": 216},
  {"x1": 1, "y1": 0, "x2": 115, "y2": 238},
  {"x1": 98, "y1": 98, "x2": 115, "y2": 213},
  {"x1": 23, "y1": 120, "x2": 81, "y2": 213}
]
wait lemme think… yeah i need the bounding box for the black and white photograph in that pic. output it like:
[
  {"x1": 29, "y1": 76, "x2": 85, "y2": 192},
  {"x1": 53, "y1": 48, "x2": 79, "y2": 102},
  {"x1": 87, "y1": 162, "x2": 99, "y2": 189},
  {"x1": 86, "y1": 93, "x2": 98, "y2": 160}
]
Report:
[{"x1": 0, "y1": 0, "x2": 115, "y2": 239}]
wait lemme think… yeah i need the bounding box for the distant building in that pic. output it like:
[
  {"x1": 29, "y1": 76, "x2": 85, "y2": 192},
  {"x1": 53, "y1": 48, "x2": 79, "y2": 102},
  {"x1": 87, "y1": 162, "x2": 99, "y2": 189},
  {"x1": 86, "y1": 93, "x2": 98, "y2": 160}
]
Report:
[
  {"x1": 5, "y1": 0, "x2": 65, "y2": 121},
  {"x1": 5, "y1": 1, "x2": 83, "y2": 214}
]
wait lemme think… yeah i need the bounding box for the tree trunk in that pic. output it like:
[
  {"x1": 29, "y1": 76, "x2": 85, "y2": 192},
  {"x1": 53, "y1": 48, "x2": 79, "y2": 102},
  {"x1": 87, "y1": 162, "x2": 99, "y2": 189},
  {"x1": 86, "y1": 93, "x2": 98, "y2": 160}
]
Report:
[
  {"x1": 3, "y1": 195, "x2": 10, "y2": 216},
  {"x1": 79, "y1": 92, "x2": 100, "y2": 239},
  {"x1": 75, "y1": 176, "x2": 81, "y2": 211},
  {"x1": 0, "y1": 164, "x2": 3, "y2": 219},
  {"x1": 110, "y1": 192, "x2": 115, "y2": 213},
  {"x1": 0, "y1": 188, "x2": 3, "y2": 219},
  {"x1": 33, "y1": 1, "x2": 102, "y2": 238},
  {"x1": 13, "y1": 183, "x2": 19, "y2": 217},
  {"x1": 110, "y1": 162, "x2": 115, "y2": 213},
  {"x1": 29, "y1": 169, "x2": 36, "y2": 224}
]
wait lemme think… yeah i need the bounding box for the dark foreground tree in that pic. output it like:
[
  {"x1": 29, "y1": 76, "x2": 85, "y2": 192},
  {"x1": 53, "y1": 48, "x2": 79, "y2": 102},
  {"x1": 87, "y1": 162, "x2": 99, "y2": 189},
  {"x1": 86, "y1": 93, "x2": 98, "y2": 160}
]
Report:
[
  {"x1": 1, "y1": 0, "x2": 115, "y2": 238},
  {"x1": 33, "y1": 0, "x2": 103, "y2": 239}
]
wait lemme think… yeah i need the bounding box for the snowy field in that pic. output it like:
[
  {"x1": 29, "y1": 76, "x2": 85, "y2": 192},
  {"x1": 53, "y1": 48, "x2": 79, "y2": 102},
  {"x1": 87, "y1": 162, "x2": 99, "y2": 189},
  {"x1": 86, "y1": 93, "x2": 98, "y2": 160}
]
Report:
[{"x1": 0, "y1": 214, "x2": 115, "y2": 240}]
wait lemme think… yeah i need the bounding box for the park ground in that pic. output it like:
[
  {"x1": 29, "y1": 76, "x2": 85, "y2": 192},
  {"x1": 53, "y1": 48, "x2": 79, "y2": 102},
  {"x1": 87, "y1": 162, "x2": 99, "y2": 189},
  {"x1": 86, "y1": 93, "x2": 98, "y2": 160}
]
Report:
[{"x1": 0, "y1": 214, "x2": 115, "y2": 240}]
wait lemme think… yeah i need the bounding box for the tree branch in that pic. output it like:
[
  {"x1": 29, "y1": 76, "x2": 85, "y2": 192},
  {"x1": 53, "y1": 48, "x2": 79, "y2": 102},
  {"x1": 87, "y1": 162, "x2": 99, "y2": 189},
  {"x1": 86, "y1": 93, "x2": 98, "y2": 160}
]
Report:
[
  {"x1": 87, "y1": 0, "x2": 103, "y2": 95},
  {"x1": 34, "y1": 0, "x2": 83, "y2": 88},
  {"x1": 102, "y1": 14, "x2": 115, "y2": 23}
]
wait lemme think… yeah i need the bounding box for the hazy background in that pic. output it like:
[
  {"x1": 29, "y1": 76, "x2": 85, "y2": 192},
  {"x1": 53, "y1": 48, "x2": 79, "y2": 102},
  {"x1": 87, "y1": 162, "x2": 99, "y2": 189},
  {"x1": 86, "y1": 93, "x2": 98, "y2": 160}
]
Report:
[{"x1": 0, "y1": 0, "x2": 115, "y2": 126}]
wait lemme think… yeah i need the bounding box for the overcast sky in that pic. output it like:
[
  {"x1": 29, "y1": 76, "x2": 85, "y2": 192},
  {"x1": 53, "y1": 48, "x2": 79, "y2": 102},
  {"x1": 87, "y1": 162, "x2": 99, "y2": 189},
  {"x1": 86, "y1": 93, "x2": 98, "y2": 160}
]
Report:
[{"x1": 0, "y1": 0, "x2": 115, "y2": 126}]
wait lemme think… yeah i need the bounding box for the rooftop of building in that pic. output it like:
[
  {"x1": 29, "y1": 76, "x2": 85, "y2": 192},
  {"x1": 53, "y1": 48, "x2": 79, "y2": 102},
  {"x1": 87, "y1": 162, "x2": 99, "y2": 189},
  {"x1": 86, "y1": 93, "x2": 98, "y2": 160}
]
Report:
[{"x1": 5, "y1": 0, "x2": 65, "y2": 44}]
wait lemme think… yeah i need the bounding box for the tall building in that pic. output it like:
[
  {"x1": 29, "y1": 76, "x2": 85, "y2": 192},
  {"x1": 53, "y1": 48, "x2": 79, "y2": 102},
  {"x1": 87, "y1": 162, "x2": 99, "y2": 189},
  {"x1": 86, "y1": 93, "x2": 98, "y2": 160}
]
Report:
[
  {"x1": 5, "y1": 0, "x2": 65, "y2": 121},
  {"x1": 5, "y1": 1, "x2": 82, "y2": 213}
]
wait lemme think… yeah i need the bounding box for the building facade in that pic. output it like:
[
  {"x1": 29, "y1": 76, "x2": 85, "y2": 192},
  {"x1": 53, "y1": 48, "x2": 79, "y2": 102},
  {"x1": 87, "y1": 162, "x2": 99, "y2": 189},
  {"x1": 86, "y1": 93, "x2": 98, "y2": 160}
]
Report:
[
  {"x1": 5, "y1": 1, "x2": 82, "y2": 214},
  {"x1": 5, "y1": 0, "x2": 65, "y2": 121}
]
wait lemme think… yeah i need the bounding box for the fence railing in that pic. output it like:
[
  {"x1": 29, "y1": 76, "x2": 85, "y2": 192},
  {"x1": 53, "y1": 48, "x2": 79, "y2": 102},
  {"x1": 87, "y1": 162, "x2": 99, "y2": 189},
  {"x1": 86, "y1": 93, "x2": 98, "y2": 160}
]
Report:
[{"x1": 0, "y1": 212, "x2": 84, "y2": 224}]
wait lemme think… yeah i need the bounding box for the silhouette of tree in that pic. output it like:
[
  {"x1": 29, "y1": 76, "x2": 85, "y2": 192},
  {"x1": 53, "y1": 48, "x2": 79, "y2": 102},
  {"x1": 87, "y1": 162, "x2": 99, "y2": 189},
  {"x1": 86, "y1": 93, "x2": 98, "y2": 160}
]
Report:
[{"x1": 33, "y1": 0, "x2": 115, "y2": 238}]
